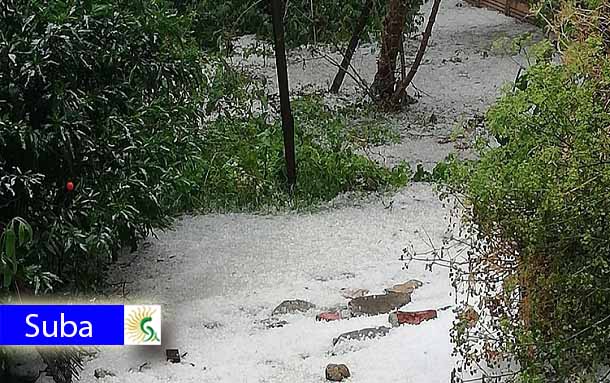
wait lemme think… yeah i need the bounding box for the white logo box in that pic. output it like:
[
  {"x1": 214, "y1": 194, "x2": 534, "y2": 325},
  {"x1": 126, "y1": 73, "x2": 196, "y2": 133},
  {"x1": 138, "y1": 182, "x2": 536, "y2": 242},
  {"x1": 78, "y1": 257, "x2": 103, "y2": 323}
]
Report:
[{"x1": 124, "y1": 305, "x2": 162, "y2": 346}]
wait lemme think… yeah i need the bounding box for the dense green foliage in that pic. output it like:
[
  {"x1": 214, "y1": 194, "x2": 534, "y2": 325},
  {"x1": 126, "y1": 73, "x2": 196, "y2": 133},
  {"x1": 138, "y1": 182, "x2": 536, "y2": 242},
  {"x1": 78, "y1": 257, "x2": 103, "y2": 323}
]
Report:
[
  {"x1": 0, "y1": 0, "x2": 414, "y2": 380},
  {"x1": 1, "y1": 0, "x2": 211, "y2": 290},
  {"x1": 169, "y1": 93, "x2": 409, "y2": 212},
  {"x1": 182, "y1": 0, "x2": 424, "y2": 50},
  {"x1": 531, "y1": 0, "x2": 605, "y2": 24},
  {"x1": 0, "y1": 0, "x2": 408, "y2": 295},
  {"x1": 447, "y1": 3, "x2": 610, "y2": 381}
]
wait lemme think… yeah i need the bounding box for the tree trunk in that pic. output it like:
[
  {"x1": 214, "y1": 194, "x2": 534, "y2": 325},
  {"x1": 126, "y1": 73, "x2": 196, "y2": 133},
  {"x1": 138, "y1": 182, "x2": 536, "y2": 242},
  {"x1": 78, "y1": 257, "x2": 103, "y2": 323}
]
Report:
[
  {"x1": 271, "y1": 0, "x2": 297, "y2": 188},
  {"x1": 330, "y1": 0, "x2": 374, "y2": 93},
  {"x1": 371, "y1": 0, "x2": 410, "y2": 101}
]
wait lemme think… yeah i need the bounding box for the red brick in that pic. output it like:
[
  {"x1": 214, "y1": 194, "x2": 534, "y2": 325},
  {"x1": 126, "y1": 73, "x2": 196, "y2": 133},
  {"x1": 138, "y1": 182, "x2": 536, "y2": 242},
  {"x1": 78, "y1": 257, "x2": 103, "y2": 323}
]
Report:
[{"x1": 389, "y1": 310, "x2": 437, "y2": 326}]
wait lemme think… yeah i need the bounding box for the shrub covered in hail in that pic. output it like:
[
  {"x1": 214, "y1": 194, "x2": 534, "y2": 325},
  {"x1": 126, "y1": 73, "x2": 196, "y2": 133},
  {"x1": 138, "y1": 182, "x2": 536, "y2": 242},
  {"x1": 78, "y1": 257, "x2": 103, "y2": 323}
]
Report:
[
  {"x1": 1, "y1": 0, "x2": 409, "y2": 292},
  {"x1": 445, "y1": 2, "x2": 610, "y2": 381}
]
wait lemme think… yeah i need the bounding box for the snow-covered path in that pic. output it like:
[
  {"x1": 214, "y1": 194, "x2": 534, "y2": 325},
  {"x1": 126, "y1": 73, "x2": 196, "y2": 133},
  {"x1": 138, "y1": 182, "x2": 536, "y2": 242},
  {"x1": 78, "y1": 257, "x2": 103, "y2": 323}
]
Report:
[
  {"x1": 82, "y1": 185, "x2": 454, "y2": 382},
  {"x1": 79, "y1": 1, "x2": 538, "y2": 381}
]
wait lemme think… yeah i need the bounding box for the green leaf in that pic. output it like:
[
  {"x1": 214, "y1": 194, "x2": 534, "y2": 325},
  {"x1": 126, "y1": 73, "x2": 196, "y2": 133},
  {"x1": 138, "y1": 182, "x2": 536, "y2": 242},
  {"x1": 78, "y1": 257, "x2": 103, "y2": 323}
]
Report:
[
  {"x1": 17, "y1": 220, "x2": 31, "y2": 246},
  {"x1": 3, "y1": 268, "x2": 13, "y2": 288},
  {"x1": 4, "y1": 229, "x2": 16, "y2": 262}
]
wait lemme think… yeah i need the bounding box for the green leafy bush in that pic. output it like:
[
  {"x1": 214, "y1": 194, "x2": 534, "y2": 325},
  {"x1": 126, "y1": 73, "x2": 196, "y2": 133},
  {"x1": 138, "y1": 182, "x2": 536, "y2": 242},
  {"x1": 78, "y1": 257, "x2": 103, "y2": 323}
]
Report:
[
  {"x1": 183, "y1": 0, "x2": 424, "y2": 50},
  {"x1": 446, "y1": 5, "x2": 610, "y2": 381},
  {"x1": 531, "y1": 0, "x2": 605, "y2": 26},
  {"x1": 0, "y1": 0, "x2": 211, "y2": 289},
  {"x1": 183, "y1": 95, "x2": 409, "y2": 211},
  {"x1": 1, "y1": 0, "x2": 408, "y2": 293},
  {"x1": 0, "y1": 0, "x2": 408, "y2": 380},
  {"x1": 0, "y1": 218, "x2": 56, "y2": 294}
]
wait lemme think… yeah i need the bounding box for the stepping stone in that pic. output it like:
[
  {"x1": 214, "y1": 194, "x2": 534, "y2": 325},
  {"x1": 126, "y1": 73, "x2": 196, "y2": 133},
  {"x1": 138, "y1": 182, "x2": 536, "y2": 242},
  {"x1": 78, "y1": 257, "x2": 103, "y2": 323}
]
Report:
[
  {"x1": 332, "y1": 326, "x2": 391, "y2": 346},
  {"x1": 389, "y1": 309, "x2": 437, "y2": 326},
  {"x1": 349, "y1": 293, "x2": 411, "y2": 316},
  {"x1": 326, "y1": 363, "x2": 351, "y2": 381},
  {"x1": 272, "y1": 299, "x2": 316, "y2": 316},
  {"x1": 384, "y1": 279, "x2": 423, "y2": 295},
  {"x1": 340, "y1": 287, "x2": 369, "y2": 299}
]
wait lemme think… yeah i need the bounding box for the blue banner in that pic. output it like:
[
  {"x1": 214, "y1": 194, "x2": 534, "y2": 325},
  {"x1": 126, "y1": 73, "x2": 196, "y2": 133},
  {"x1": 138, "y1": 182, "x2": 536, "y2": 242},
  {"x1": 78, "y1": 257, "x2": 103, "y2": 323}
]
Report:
[{"x1": 0, "y1": 305, "x2": 125, "y2": 346}]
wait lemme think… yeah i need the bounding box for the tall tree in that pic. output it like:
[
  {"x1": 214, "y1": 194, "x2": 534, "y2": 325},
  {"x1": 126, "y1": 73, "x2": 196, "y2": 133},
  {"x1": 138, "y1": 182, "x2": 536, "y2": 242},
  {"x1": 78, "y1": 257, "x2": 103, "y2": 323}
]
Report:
[
  {"x1": 372, "y1": 0, "x2": 442, "y2": 108},
  {"x1": 371, "y1": 0, "x2": 410, "y2": 101},
  {"x1": 271, "y1": 0, "x2": 297, "y2": 188}
]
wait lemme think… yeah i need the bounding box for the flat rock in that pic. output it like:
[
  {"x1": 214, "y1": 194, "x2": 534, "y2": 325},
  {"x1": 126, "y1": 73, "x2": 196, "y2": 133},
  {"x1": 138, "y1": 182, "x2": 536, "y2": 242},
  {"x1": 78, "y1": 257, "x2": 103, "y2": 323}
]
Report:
[
  {"x1": 272, "y1": 299, "x2": 316, "y2": 316},
  {"x1": 325, "y1": 363, "x2": 351, "y2": 381},
  {"x1": 340, "y1": 287, "x2": 369, "y2": 299},
  {"x1": 384, "y1": 279, "x2": 423, "y2": 295},
  {"x1": 349, "y1": 293, "x2": 411, "y2": 316},
  {"x1": 332, "y1": 326, "x2": 391, "y2": 346}
]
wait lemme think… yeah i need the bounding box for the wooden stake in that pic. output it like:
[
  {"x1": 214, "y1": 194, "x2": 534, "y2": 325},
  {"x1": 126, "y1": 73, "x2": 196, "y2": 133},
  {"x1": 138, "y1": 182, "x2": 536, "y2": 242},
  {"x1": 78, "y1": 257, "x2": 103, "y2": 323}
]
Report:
[{"x1": 271, "y1": 0, "x2": 297, "y2": 188}]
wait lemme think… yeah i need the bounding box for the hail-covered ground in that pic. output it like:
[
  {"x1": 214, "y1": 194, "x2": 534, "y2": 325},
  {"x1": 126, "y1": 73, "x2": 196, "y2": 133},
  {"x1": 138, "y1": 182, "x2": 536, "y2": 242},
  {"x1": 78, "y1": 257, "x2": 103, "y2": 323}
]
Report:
[{"x1": 77, "y1": 1, "x2": 538, "y2": 382}]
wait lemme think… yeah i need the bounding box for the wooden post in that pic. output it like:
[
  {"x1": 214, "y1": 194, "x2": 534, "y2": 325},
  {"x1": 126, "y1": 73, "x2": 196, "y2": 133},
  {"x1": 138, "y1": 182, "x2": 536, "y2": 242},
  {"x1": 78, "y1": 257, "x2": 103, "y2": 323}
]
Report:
[
  {"x1": 330, "y1": 0, "x2": 374, "y2": 94},
  {"x1": 271, "y1": 0, "x2": 297, "y2": 188}
]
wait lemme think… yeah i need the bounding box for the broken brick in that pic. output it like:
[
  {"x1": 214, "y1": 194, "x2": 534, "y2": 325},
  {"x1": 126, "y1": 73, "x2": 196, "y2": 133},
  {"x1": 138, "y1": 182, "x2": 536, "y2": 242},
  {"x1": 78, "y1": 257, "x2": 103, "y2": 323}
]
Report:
[{"x1": 388, "y1": 310, "x2": 437, "y2": 326}]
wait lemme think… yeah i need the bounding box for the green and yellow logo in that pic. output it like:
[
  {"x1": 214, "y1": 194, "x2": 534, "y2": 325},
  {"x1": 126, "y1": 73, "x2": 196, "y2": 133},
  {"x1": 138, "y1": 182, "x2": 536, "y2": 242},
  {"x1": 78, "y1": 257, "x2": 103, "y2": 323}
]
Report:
[{"x1": 124, "y1": 305, "x2": 161, "y2": 345}]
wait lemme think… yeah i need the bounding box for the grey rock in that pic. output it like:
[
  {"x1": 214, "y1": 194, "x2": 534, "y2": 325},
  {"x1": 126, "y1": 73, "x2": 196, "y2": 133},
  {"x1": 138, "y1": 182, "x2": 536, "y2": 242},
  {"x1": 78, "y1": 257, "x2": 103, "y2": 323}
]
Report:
[
  {"x1": 338, "y1": 272, "x2": 356, "y2": 280},
  {"x1": 349, "y1": 293, "x2": 411, "y2": 316},
  {"x1": 94, "y1": 368, "x2": 116, "y2": 379},
  {"x1": 272, "y1": 299, "x2": 316, "y2": 316},
  {"x1": 325, "y1": 363, "x2": 351, "y2": 381},
  {"x1": 258, "y1": 317, "x2": 289, "y2": 329},
  {"x1": 203, "y1": 321, "x2": 222, "y2": 329},
  {"x1": 332, "y1": 326, "x2": 391, "y2": 346}
]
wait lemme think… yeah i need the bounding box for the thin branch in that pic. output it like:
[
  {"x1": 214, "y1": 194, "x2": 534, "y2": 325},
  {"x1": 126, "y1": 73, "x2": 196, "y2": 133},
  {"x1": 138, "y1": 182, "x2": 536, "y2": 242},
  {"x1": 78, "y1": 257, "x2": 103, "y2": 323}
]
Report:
[
  {"x1": 393, "y1": 0, "x2": 442, "y2": 103},
  {"x1": 330, "y1": 0, "x2": 374, "y2": 93},
  {"x1": 310, "y1": 0, "x2": 317, "y2": 45},
  {"x1": 308, "y1": 44, "x2": 374, "y2": 98}
]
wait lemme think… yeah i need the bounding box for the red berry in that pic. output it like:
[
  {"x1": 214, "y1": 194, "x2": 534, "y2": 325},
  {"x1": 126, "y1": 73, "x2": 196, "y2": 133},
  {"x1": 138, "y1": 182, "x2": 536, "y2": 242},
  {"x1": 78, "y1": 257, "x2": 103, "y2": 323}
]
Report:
[{"x1": 66, "y1": 181, "x2": 74, "y2": 192}]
